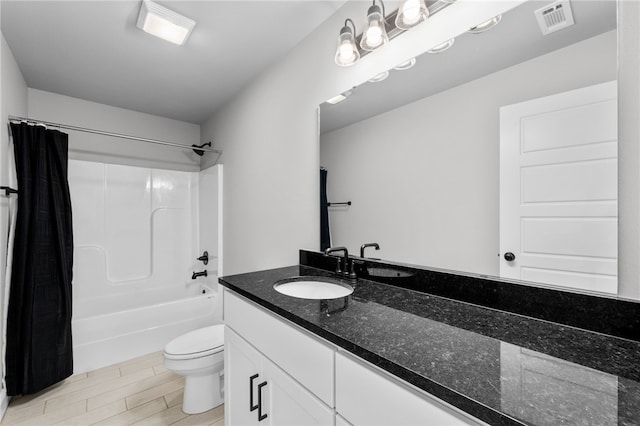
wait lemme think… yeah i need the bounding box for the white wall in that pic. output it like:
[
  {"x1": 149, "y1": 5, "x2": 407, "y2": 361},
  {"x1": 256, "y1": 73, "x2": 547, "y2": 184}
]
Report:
[
  {"x1": 0, "y1": 32, "x2": 27, "y2": 414},
  {"x1": 28, "y1": 89, "x2": 202, "y2": 172},
  {"x1": 320, "y1": 31, "x2": 617, "y2": 276},
  {"x1": 201, "y1": 0, "x2": 523, "y2": 275}
]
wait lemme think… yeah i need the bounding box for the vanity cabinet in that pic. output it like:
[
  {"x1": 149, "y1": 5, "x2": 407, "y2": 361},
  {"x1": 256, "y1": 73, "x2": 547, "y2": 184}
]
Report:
[
  {"x1": 225, "y1": 327, "x2": 334, "y2": 425},
  {"x1": 224, "y1": 289, "x2": 483, "y2": 426},
  {"x1": 224, "y1": 290, "x2": 334, "y2": 425}
]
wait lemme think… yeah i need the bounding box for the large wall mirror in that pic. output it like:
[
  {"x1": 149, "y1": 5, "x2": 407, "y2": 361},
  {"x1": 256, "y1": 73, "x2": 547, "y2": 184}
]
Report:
[{"x1": 319, "y1": 0, "x2": 618, "y2": 295}]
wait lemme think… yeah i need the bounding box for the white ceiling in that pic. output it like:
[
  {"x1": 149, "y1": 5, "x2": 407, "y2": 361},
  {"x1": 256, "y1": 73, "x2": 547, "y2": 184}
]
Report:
[{"x1": 1, "y1": 0, "x2": 346, "y2": 124}]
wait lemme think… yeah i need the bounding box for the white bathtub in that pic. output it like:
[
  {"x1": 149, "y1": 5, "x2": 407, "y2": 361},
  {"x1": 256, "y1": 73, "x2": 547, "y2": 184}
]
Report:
[{"x1": 72, "y1": 282, "x2": 220, "y2": 374}]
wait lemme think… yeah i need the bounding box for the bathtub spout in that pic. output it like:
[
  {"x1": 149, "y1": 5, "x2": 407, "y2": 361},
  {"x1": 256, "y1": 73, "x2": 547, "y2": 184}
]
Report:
[{"x1": 192, "y1": 270, "x2": 208, "y2": 279}]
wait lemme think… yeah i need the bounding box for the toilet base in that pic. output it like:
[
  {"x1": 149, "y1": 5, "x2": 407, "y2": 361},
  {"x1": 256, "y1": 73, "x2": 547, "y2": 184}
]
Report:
[{"x1": 182, "y1": 371, "x2": 224, "y2": 414}]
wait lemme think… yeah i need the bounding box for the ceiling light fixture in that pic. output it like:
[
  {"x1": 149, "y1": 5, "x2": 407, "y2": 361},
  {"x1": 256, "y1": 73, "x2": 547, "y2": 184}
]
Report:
[
  {"x1": 360, "y1": 0, "x2": 389, "y2": 51},
  {"x1": 395, "y1": 0, "x2": 429, "y2": 30},
  {"x1": 468, "y1": 15, "x2": 502, "y2": 34},
  {"x1": 335, "y1": 19, "x2": 360, "y2": 67},
  {"x1": 136, "y1": 0, "x2": 196, "y2": 45},
  {"x1": 427, "y1": 38, "x2": 455, "y2": 53}
]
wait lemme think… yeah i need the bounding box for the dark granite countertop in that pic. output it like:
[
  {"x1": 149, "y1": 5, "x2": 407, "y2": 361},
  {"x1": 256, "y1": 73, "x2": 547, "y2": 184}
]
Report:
[{"x1": 219, "y1": 264, "x2": 640, "y2": 426}]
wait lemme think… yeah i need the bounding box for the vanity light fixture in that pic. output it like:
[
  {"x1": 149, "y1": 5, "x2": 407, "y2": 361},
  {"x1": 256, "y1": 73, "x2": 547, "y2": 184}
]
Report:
[
  {"x1": 333, "y1": 0, "x2": 454, "y2": 67},
  {"x1": 335, "y1": 19, "x2": 360, "y2": 67},
  {"x1": 395, "y1": 0, "x2": 429, "y2": 30},
  {"x1": 467, "y1": 15, "x2": 502, "y2": 34},
  {"x1": 427, "y1": 38, "x2": 455, "y2": 53},
  {"x1": 393, "y1": 57, "x2": 417, "y2": 70},
  {"x1": 360, "y1": 0, "x2": 390, "y2": 51},
  {"x1": 136, "y1": 0, "x2": 196, "y2": 45}
]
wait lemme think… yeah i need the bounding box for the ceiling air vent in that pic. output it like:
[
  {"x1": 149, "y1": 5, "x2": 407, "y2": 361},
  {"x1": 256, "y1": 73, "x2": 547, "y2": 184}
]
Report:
[{"x1": 534, "y1": 0, "x2": 575, "y2": 35}]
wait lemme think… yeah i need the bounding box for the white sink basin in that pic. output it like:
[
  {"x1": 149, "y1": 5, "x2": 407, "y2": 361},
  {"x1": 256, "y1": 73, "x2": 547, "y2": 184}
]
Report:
[{"x1": 273, "y1": 277, "x2": 354, "y2": 300}]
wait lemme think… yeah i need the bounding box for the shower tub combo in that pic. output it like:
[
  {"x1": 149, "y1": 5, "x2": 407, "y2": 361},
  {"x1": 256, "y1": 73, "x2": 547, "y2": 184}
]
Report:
[{"x1": 68, "y1": 160, "x2": 223, "y2": 374}]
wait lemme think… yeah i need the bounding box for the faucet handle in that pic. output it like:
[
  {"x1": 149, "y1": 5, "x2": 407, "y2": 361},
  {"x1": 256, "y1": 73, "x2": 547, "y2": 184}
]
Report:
[
  {"x1": 197, "y1": 251, "x2": 209, "y2": 265},
  {"x1": 348, "y1": 260, "x2": 357, "y2": 279}
]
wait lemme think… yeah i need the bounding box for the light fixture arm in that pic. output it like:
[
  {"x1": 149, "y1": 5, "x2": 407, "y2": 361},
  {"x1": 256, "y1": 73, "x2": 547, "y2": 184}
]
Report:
[
  {"x1": 344, "y1": 18, "x2": 356, "y2": 35},
  {"x1": 374, "y1": 0, "x2": 386, "y2": 19}
]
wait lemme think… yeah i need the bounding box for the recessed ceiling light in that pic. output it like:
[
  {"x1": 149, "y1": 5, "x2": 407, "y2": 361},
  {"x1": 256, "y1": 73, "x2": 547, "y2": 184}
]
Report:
[
  {"x1": 136, "y1": 0, "x2": 196, "y2": 45},
  {"x1": 393, "y1": 58, "x2": 417, "y2": 71},
  {"x1": 427, "y1": 38, "x2": 455, "y2": 53},
  {"x1": 468, "y1": 15, "x2": 502, "y2": 34},
  {"x1": 368, "y1": 70, "x2": 390, "y2": 83}
]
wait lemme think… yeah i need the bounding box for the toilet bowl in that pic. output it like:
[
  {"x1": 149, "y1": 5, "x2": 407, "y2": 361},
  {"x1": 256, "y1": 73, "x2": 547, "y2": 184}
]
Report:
[{"x1": 163, "y1": 324, "x2": 225, "y2": 414}]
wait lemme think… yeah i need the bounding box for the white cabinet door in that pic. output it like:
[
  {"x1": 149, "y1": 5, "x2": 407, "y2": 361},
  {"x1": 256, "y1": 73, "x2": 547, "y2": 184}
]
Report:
[
  {"x1": 335, "y1": 352, "x2": 480, "y2": 426},
  {"x1": 225, "y1": 326, "x2": 263, "y2": 426},
  {"x1": 225, "y1": 290, "x2": 335, "y2": 406},
  {"x1": 262, "y1": 357, "x2": 335, "y2": 426},
  {"x1": 226, "y1": 325, "x2": 334, "y2": 426}
]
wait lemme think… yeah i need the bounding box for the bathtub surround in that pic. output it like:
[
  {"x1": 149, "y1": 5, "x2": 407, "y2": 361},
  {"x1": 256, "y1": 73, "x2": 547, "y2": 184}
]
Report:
[
  {"x1": 219, "y1": 253, "x2": 640, "y2": 425},
  {"x1": 5, "y1": 123, "x2": 74, "y2": 395},
  {"x1": 69, "y1": 161, "x2": 222, "y2": 374}
]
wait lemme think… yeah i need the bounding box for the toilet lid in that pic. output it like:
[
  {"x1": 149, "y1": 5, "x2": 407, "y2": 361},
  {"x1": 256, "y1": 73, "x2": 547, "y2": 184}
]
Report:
[{"x1": 165, "y1": 325, "x2": 224, "y2": 357}]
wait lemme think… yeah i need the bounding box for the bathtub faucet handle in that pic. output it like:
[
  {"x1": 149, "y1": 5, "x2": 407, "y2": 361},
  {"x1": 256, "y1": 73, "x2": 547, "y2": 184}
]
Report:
[
  {"x1": 192, "y1": 270, "x2": 208, "y2": 279},
  {"x1": 197, "y1": 251, "x2": 209, "y2": 265}
]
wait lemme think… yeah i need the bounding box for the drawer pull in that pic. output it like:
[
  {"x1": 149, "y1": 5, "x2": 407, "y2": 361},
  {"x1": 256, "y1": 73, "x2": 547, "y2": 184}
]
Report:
[
  {"x1": 249, "y1": 374, "x2": 259, "y2": 412},
  {"x1": 258, "y1": 381, "x2": 268, "y2": 421}
]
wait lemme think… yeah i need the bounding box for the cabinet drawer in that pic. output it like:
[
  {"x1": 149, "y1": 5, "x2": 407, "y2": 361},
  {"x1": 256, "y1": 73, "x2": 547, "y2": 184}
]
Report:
[
  {"x1": 224, "y1": 290, "x2": 335, "y2": 406},
  {"x1": 336, "y1": 352, "x2": 481, "y2": 426}
]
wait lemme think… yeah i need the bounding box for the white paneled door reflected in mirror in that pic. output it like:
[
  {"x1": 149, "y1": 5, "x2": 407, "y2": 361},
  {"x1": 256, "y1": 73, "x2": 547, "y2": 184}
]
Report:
[{"x1": 320, "y1": 0, "x2": 618, "y2": 295}]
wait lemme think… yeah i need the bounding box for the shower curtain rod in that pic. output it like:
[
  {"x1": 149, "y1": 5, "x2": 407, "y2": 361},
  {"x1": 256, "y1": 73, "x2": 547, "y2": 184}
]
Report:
[{"x1": 8, "y1": 115, "x2": 221, "y2": 154}]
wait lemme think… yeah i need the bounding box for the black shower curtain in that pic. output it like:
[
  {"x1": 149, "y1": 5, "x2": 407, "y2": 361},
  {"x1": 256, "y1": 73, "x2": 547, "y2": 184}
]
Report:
[
  {"x1": 5, "y1": 123, "x2": 74, "y2": 395},
  {"x1": 320, "y1": 168, "x2": 330, "y2": 251}
]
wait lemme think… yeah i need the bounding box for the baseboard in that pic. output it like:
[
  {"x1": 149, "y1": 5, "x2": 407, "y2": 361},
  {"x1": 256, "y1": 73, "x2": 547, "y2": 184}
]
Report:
[{"x1": 0, "y1": 389, "x2": 10, "y2": 422}]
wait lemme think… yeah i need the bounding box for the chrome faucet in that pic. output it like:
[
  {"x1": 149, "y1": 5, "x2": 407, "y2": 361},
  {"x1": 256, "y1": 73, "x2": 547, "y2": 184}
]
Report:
[
  {"x1": 324, "y1": 246, "x2": 356, "y2": 279},
  {"x1": 360, "y1": 243, "x2": 380, "y2": 258}
]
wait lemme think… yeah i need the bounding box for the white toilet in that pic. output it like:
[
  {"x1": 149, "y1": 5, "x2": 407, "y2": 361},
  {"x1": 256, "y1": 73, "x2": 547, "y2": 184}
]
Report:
[{"x1": 163, "y1": 324, "x2": 225, "y2": 414}]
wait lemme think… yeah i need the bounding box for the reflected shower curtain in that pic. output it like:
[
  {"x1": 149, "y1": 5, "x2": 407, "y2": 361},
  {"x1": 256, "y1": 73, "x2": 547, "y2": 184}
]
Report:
[
  {"x1": 320, "y1": 168, "x2": 330, "y2": 251},
  {"x1": 5, "y1": 123, "x2": 74, "y2": 395}
]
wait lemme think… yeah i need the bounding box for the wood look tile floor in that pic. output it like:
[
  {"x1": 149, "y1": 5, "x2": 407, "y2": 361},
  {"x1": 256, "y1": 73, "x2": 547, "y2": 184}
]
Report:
[{"x1": 1, "y1": 352, "x2": 224, "y2": 426}]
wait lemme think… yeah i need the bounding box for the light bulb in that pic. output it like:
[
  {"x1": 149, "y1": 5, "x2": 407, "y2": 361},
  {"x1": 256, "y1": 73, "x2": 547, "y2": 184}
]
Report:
[
  {"x1": 366, "y1": 23, "x2": 383, "y2": 47},
  {"x1": 339, "y1": 40, "x2": 355, "y2": 61},
  {"x1": 401, "y1": 0, "x2": 421, "y2": 24},
  {"x1": 360, "y1": 2, "x2": 389, "y2": 51},
  {"x1": 335, "y1": 20, "x2": 360, "y2": 67},
  {"x1": 395, "y1": 0, "x2": 428, "y2": 30}
]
